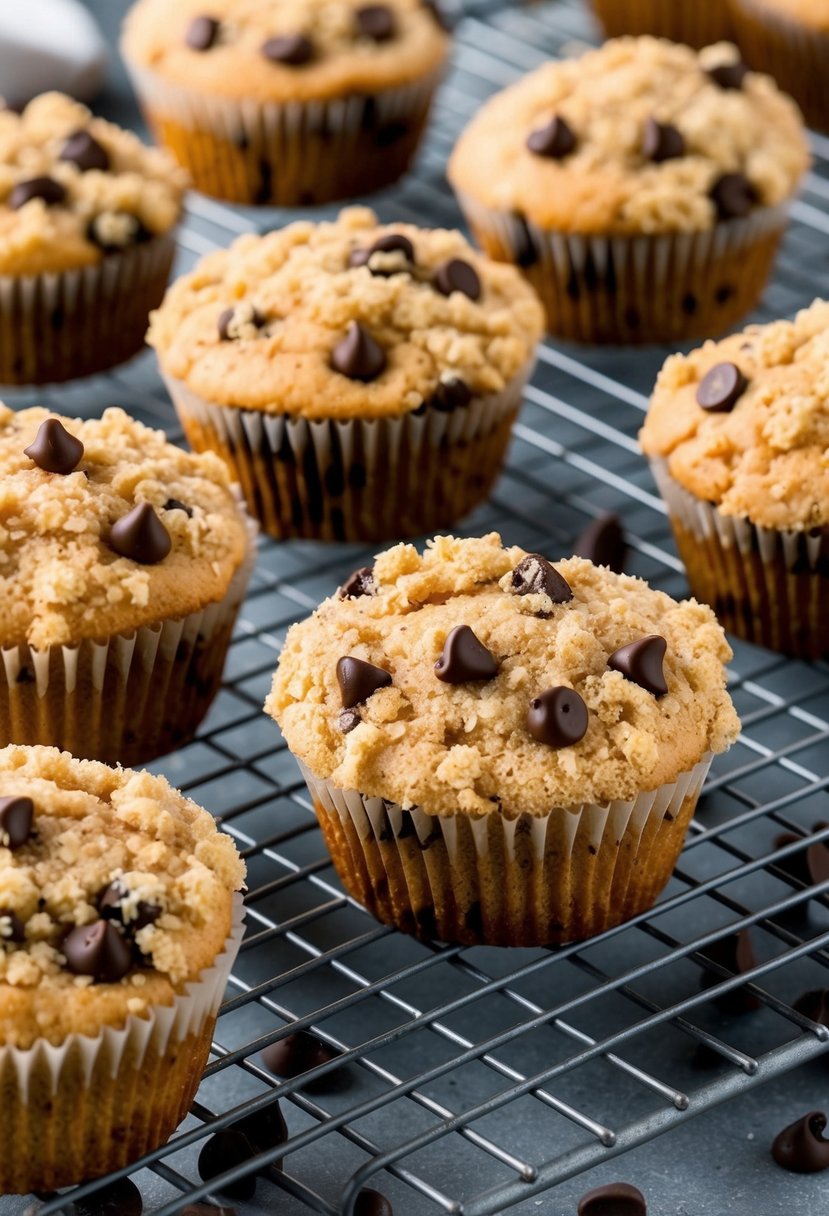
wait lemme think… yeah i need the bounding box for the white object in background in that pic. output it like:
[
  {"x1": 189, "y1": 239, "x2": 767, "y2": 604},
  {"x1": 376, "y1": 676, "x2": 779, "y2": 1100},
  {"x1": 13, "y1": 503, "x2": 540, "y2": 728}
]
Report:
[{"x1": 0, "y1": 0, "x2": 108, "y2": 106}]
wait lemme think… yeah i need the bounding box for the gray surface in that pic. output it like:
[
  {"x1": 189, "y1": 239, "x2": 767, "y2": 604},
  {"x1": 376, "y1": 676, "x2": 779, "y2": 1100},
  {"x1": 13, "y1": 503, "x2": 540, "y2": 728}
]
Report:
[{"x1": 2, "y1": 2, "x2": 829, "y2": 1214}]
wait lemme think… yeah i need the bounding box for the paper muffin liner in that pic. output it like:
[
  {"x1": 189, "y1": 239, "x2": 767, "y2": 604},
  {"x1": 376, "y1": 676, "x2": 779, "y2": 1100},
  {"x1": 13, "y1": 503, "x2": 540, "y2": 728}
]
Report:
[
  {"x1": 162, "y1": 365, "x2": 533, "y2": 543},
  {"x1": 650, "y1": 457, "x2": 829, "y2": 660},
  {"x1": 124, "y1": 59, "x2": 445, "y2": 205},
  {"x1": 454, "y1": 192, "x2": 789, "y2": 344},
  {"x1": 0, "y1": 233, "x2": 176, "y2": 385},
  {"x1": 0, "y1": 891, "x2": 245, "y2": 1193},
  {"x1": 299, "y1": 756, "x2": 713, "y2": 947},
  {"x1": 0, "y1": 503, "x2": 257, "y2": 766},
  {"x1": 590, "y1": 0, "x2": 734, "y2": 46},
  {"x1": 730, "y1": 0, "x2": 829, "y2": 132}
]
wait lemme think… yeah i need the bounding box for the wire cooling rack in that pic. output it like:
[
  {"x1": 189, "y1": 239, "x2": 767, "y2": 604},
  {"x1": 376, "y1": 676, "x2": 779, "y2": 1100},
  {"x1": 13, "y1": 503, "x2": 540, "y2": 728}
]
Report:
[{"x1": 4, "y1": 1, "x2": 829, "y2": 1213}]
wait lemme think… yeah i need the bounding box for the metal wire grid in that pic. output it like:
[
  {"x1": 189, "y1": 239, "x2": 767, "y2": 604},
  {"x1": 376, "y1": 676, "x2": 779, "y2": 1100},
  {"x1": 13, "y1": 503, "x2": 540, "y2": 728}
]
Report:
[{"x1": 5, "y1": 1, "x2": 829, "y2": 1213}]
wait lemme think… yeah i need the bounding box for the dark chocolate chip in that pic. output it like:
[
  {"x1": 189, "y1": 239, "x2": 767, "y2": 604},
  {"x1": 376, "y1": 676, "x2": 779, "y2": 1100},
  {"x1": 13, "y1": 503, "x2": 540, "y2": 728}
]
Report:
[
  {"x1": 63, "y1": 919, "x2": 132, "y2": 983},
  {"x1": 577, "y1": 1182, "x2": 647, "y2": 1216},
  {"x1": 772, "y1": 1111, "x2": 829, "y2": 1173},
  {"x1": 429, "y1": 377, "x2": 472, "y2": 412},
  {"x1": 339, "y1": 708, "x2": 362, "y2": 733},
  {"x1": 0, "y1": 909, "x2": 25, "y2": 944},
  {"x1": 573, "y1": 513, "x2": 626, "y2": 573},
  {"x1": 218, "y1": 303, "x2": 264, "y2": 341},
  {"x1": 163, "y1": 497, "x2": 193, "y2": 518},
  {"x1": 434, "y1": 258, "x2": 481, "y2": 302},
  {"x1": 350, "y1": 233, "x2": 415, "y2": 273},
  {"x1": 87, "y1": 210, "x2": 147, "y2": 252},
  {"x1": 0, "y1": 796, "x2": 33, "y2": 851},
  {"x1": 700, "y1": 929, "x2": 760, "y2": 1013},
  {"x1": 109, "y1": 503, "x2": 172, "y2": 565},
  {"x1": 97, "y1": 880, "x2": 162, "y2": 933},
  {"x1": 807, "y1": 835, "x2": 829, "y2": 885},
  {"x1": 435, "y1": 625, "x2": 498, "y2": 684},
  {"x1": 262, "y1": 1030, "x2": 341, "y2": 1081},
  {"x1": 230, "y1": 1100, "x2": 288, "y2": 1161},
  {"x1": 197, "y1": 1130, "x2": 257, "y2": 1200},
  {"x1": 696, "y1": 362, "x2": 748, "y2": 413},
  {"x1": 24, "y1": 418, "x2": 84, "y2": 474},
  {"x1": 186, "y1": 15, "x2": 221, "y2": 50},
  {"x1": 339, "y1": 566, "x2": 375, "y2": 599},
  {"x1": 331, "y1": 321, "x2": 386, "y2": 382},
  {"x1": 73, "y1": 1178, "x2": 143, "y2": 1216},
  {"x1": 355, "y1": 1189, "x2": 394, "y2": 1216},
  {"x1": 710, "y1": 172, "x2": 757, "y2": 219},
  {"x1": 337, "y1": 656, "x2": 392, "y2": 707},
  {"x1": 608, "y1": 636, "x2": 668, "y2": 697},
  {"x1": 510, "y1": 554, "x2": 572, "y2": 603},
  {"x1": 261, "y1": 34, "x2": 314, "y2": 66},
  {"x1": 708, "y1": 61, "x2": 749, "y2": 90},
  {"x1": 794, "y1": 989, "x2": 829, "y2": 1027},
  {"x1": 527, "y1": 687, "x2": 588, "y2": 747},
  {"x1": 59, "y1": 129, "x2": 110, "y2": 172},
  {"x1": 9, "y1": 176, "x2": 66, "y2": 209},
  {"x1": 356, "y1": 5, "x2": 397, "y2": 41},
  {"x1": 526, "y1": 115, "x2": 576, "y2": 159},
  {"x1": 642, "y1": 117, "x2": 685, "y2": 163}
]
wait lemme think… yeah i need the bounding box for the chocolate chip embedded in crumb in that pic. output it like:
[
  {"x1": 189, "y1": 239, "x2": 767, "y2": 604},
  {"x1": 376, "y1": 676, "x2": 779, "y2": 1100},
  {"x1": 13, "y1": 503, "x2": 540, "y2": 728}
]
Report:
[
  {"x1": 339, "y1": 566, "x2": 375, "y2": 598},
  {"x1": 186, "y1": 15, "x2": 221, "y2": 50},
  {"x1": 261, "y1": 34, "x2": 314, "y2": 65},
  {"x1": 9, "y1": 176, "x2": 66, "y2": 209},
  {"x1": 435, "y1": 625, "x2": 498, "y2": 684},
  {"x1": 108, "y1": 503, "x2": 172, "y2": 565},
  {"x1": 331, "y1": 321, "x2": 387, "y2": 382},
  {"x1": 642, "y1": 118, "x2": 685, "y2": 163},
  {"x1": 338, "y1": 709, "x2": 361, "y2": 734},
  {"x1": 608, "y1": 636, "x2": 668, "y2": 697},
  {"x1": 87, "y1": 210, "x2": 146, "y2": 252},
  {"x1": 772, "y1": 1112, "x2": 829, "y2": 1174},
  {"x1": 574, "y1": 513, "x2": 627, "y2": 572},
  {"x1": 707, "y1": 61, "x2": 749, "y2": 90},
  {"x1": 510, "y1": 554, "x2": 572, "y2": 603},
  {"x1": 434, "y1": 258, "x2": 482, "y2": 302},
  {"x1": 0, "y1": 796, "x2": 33, "y2": 851},
  {"x1": 337, "y1": 656, "x2": 392, "y2": 707},
  {"x1": 97, "y1": 880, "x2": 162, "y2": 933},
  {"x1": 356, "y1": 4, "x2": 397, "y2": 41},
  {"x1": 24, "y1": 417, "x2": 84, "y2": 474},
  {"x1": 428, "y1": 376, "x2": 472, "y2": 412},
  {"x1": 163, "y1": 497, "x2": 194, "y2": 518},
  {"x1": 59, "y1": 129, "x2": 110, "y2": 172},
  {"x1": 218, "y1": 301, "x2": 264, "y2": 341},
  {"x1": 350, "y1": 232, "x2": 415, "y2": 274},
  {"x1": 355, "y1": 1190, "x2": 394, "y2": 1216},
  {"x1": 710, "y1": 172, "x2": 757, "y2": 219},
  {"x1": 527, "y1": 687, "x2": 588, "y2": 747},
  {"x1": 197, "y1": 1130, "x2": 258, "y2": 1200},
  {"x1": 63, "y1": 919, "x2": 133, "y2": 983},
  {"x1": 0, "y1": 909, "x2": 25, "y2": 944},
  {"x1": 577, "y1": 1181, "x2": 647, "y2": 1216},
  {"x1": 695, "y1": 361, "x2": 748, "y2": 413},
  {"x1": 526, "y1": 115, "x2": 576, "y2": 159}
]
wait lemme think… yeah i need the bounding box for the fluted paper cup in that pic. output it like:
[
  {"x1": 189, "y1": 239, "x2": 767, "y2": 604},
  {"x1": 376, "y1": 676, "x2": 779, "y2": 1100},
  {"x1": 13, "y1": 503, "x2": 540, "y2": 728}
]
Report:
[
  {"x1": 730, "y1": 0, "x2": 829, "y2": 133},
  {"x1": 590, "y1": 0, "x2": 734, "y2": 47}
]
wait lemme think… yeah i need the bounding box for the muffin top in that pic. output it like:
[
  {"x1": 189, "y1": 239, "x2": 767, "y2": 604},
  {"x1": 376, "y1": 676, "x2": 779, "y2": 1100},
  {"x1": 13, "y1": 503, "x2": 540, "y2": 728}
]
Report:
[
  {"x1": 640, "y1": 299, "x2": 829, "y2": 532},
  {"x1": 122, "y1": 0, "x2": 450, "y2": 102},
  {"x1": 0, "y1": 745, "x2": 245, "y2": 1048},
  {"x1": 0, "y1": 92, "x2": 186, "y2": 277},
  {"x1": 0, "y1": 405, "x2": 251, "y2": 650},
  {"x1": 266, "y1": 533, "x2": 739, "y2": 816},
  {"x1": 448, "y1": 37, "x2": 809, "y2": 236},
  {"x1": 148, "y1": 206, "x2": 544, "y2": 420}
]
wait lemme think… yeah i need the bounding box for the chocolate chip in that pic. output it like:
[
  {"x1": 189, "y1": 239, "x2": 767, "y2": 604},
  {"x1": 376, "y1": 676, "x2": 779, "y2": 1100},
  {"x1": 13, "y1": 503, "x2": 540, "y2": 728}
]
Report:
[
  {"x1": 434, "y1": 625, "x2": 498, "y2": 684},
  {"x1": 772, "y1": 1111, "x2": 829, "y2": 1173},
  {"x1": 510, "y1": 554, "x2": 572, "y2": 603},
  {"x1": 87, "y1": 210, "x2": 147, "y2": 252},
  {"x1": 434, "y1": 258, "x2": 481, "y2": 302},
  {"x1": 218, "y1": 302, "x2": 264, "y2": 341},
  {"x1": 181, "y1": 1207, "x2": 236, "y2": 1216},
  {"x1": 577, "y1": 1182, "x2": 647, "y2": 1216},
  {"x1": 261, "y1": 34, "x2": 314, "y2": 66},
  {"x1": 197, "y1": 1130, "x2": 257, "y2": 1200},
  {"x1": 710, "y1": 172, "x2": 757, "y2": 220},
  {"x1": 59, "y1": 129, "x2": 110, "y2": 172},
  {"x1": 331, "y1": 321, "x2": 387, "y2": 382},
  {"x1": 339, "y1": 566, "x2": 375, "y2": 598},
  {"x1": 24, "y1": 418, "x2": 84, "y2": 474},
  {"x1": 109, "y1": 503, "x2": 172, "y2": 565},
  {"x1": 527, "y1": 687, "x2": 588, "y2": 747},
  {"x1": 355, "y1": 1190, "x2": 394, "y2": 1216},
  {"x1": 97, "y1": 880, "x2": 162, "y2": 933},
  {"x1": 699, "y1": 929, "x2": 760, "y2": 1013},
  {"x1": 186, "y1": 15, "x2": 220, "y2": 50},
  {"x1": 73, "y1": 1178, "x2": 143, "y2": 1216},
  {"x1": 163, "y1": 497, "x2": 193, "y2": 517},
  {"x1": 608, "y1": 636, "x2": 668, "y2": 697},
  {"x1": 429, "y1": 377, "x2": 472, "y2": 412},
  {"x1": 350, "y1": 233, "x2": 415, "y2": 273},
  {"x1": 337, "y1": 656, "x2": 392, "y2": 707},
  {"x1": 708, "y1": 61, "x2": 749, "y2": 90},
  {"x1": 356, "y1": 5, "x2": 397, "y2": 40},
  {"x1": 231, "y1": 1100, "x2": 288, "y2": 1162},
  {"x1": 0, "y1": 909, "x2": 25, "y2": 944},
  {"x1": 63, "y1": 919, "x2": 132, "y2": 983},
  {"x1": 262, "y1": 1030, "x2": 342, "y2": 1082},
  {"x1": 794, "y1": 989, "x2": 829, "y2": 1026},
  {"x1": 9, "y1": 176, "x2": 66, "y2": 209},
  {"x1": 526, "y1": 115, "x2": 576, "y2": 159},
  {"x1": 807, "y1": 835, "x2": 829, "y2": 885},
  {"x1": 696, "y1": 362, "x2": 748, "y2": 412},
  {"x1": 574, "y1": 513, "x2": 626, "y2": 572},
  {"x1": 339, "y1": 708, "x2": 361, "y2": 733},
  {"x1": 0, "y1": 796, "x2": 33, "y2": 851},
  {"x1": 642, "y1": 118, "x2": 685, "y2": 163}
]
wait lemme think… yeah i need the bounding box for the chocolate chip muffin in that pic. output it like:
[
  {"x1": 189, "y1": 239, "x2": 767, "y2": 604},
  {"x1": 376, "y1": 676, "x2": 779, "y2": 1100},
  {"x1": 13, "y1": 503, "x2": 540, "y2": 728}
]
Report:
[
  {"x1": 640, "y1": 298, "x2": 829, "y2": 659},
  {"x1": 0, "y1": 744, "x2": 245, "y2": 1192},
  {"x1": 265, "y1": 533, "x2": 739, "y2": 946},
  {"x1": 148, "y1": 207, "x2": 544, "y2": 542},
  {"x1": 729, "y1": 0, "x2": 829, "y2": 132},
  {"x1": 0, "y1": 92, "x2": 186, "y2": 383},
  {"x1": 590, "y1": 0, "x2": 734, "y2": 49},
  {"x1": 121, "y1": 0, "x2": 450, "y2": 206},
  {"x1": 448, "y1": 37, "x2": 809, "y2": 343},
  {"x1": 0, "y1": 405, "x2": 255, "y2": 764}
]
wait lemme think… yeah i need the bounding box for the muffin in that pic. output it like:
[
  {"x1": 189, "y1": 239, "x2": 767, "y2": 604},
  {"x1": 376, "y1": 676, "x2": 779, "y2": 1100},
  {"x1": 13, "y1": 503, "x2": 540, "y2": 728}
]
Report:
[
  {"x1": 447, "y1": 37, "x2": 809, "y2": 344},
  {"x1": 0, "y1": 405, "x2": 255, "y2": 764},
  {"x1": 265, "y1": 533, "x2": 739, "y2": 946},
  {"x1": 121, "y1": 0, "x2": 450, "y2": 206},
  {"x1": 729, "y1": 0, "x2": 829, "y2": 132},
  {"x1": 591, "y1": 0, "x2": 734, "y2": 49},
  {"x1": 0, "y1": 744, "x2": 245, "y2": 1192},
  {"x1": 0, "y1": 92, "x2": 186, "y2": 384},
  {"x1": 148, "y1": 207, "x2": 544, "y2": 542},
  {"x1": 640, "y1": 299, "x2": 829, "y2": 660}
]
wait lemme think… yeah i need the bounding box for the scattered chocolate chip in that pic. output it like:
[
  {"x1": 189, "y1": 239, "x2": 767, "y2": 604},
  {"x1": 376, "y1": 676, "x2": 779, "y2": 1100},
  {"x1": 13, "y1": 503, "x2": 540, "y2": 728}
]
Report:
[
  {"x1": 700, "y1": 929, "x2": 760, "y2": 1013},
  {"x1": 642, "y1": 117, "x2": 685, "y2": 163},
  {"x1": 97, "y1": 880, "x2": 162, "y2": 933},
  {"x1": 59, "y1": 129, "x2": 110, "y2": 172},
  {"x1": 772, "y1": 1111, "x2": 829, "y2": 1173},
  {"x1": 429, "y1": 377, "x2": 472, "y2": 412},
  {"x1": 261, "y1": 34, "x2": 314, "y2": 65},
  {"x1": 73, "y1": 1178, "x2": 143, "y2": 1216},
  {"x1": 710, "y1": 172, "x2": 757, "y2": 220},
  {"x1": 434, "y1": 625, "x2": 498, "y2": 684},
  {"x1": 108, "y1": 503, "x2": 172, "y2": 565},
  {"x1": 231, "y1": 1100, "x2": 288, "y2": 1163},
  {"x1": 63, "y1": 919, "x2": 132, "y2": 983},
  {"x1": 574, "y1": 513, "x2": 626, "y2": 572},
  {"x1": 24, "y1": 418, "x2": 84, "y2": 474},
  {"x1": 794, "y1": 989, "x2": 829, "y2": 1026},
  {"x1": 526, "y1": 115, "x2": 576, "y2": 159},
  {"x1": 577, "y1": 1182, "x2": 647, "y2": 1216},
  {"x1": 434, "y1": 258, "x2": 481, "y2": 302},
  {"x1": 87, "y1": 210, "x2": 147, "y2": 252},
  {"x1": 510, "y1": 554, "x2": 572, "y2": 603},
  {"x1": 807, "y1": 835, "x2": 829, "y2": 885},
  {"x1": 339, "y1": 708, "x2": 361, "y2": 733},
  {"x1": 0, "y1": 796, "x2": 33, "y2": 851},
  {"x1": 186, "y1": 15, "x2": 221, "y2": 50},
  {"x1": 0, "y1": 909, "x2": 25, "y2": 944},
  {"x1": 9, "y1": 176, "x2": 66, "y2": 209},
  {"x1": 331, "y1": 321, "x2": 386, "y2": 382},
  {"x1": 262, "y1": 1030, "x2": 342, "y2": 1082},
  {"x1": 696, "y1": 362, "x2": 748, "y2": 413},
  {"x1": 218, "y1": 302, "x2": 264, "y2": 341},
  {"x1": 708, "y1": 61, "x2": 749, "y2": 90},
  {"x1": 356, "y1": 4, "x2": 397, "y2": 40},
  {"x1": 608, "y1": 636, "x2": 668, "y2": 697},
  {"x1": 527, "y1": 687, "x2": 589, "y2": 747},
  {"x1": 355, "y1": 1190, "x2": 394, "y2": 1216},
  {"x1": 163, "y1": 497, "x2": 193, "y2": 518},
  {"x1": 350, "y1": 233, "x2": 415, "y2": 273},
  {"x1": 198, "y1": 1131, "x2": 258, "y2": 1200},
  {"x1": 339, "y1": 566, "x2": 375, "y2": 598},
  {"x1": 337, "y1": 656, "x2": 392, "y2": 708}
]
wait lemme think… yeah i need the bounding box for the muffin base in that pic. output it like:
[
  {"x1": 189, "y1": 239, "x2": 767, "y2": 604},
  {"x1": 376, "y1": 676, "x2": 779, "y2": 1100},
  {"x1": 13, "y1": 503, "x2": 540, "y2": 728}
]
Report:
[
  {"x1": 300, "y1": 759, "x2": 712, "y2": 947},
  {"x1": 590, "y1": 0, "x2": 734, "y2": 46},
  {"x1": 730, "y1": 0, "x2": 829, "y2": 133},
  {"x1": 0, "y1": 235, "x2": 175, "y2": 385}
]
